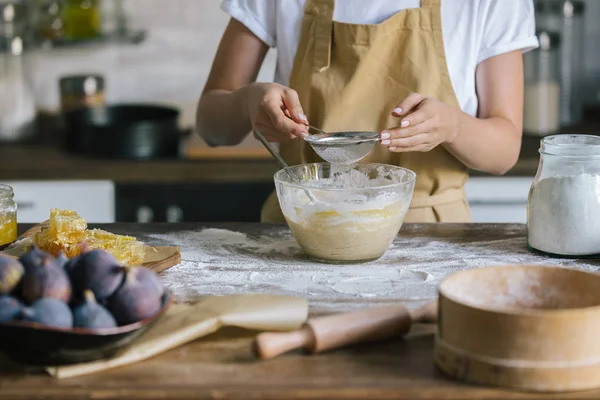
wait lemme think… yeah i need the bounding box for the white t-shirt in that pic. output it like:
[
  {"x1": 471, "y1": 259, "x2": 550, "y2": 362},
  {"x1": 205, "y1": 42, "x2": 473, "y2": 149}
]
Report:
[{"x1": 220, "y1": 0, "x2": 539, "y2": 117}]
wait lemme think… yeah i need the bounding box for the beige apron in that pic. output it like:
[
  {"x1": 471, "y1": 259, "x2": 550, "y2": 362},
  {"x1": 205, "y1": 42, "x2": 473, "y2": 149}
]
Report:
[{"x1": 261, "y1": 0, "x2": 471, "y2": 223}]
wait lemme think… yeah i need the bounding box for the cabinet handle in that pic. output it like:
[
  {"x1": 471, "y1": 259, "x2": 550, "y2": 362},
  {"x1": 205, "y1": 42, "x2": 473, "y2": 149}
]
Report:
[
  {"x1": 137, "y1": 206, "x2": 154, "y2": 223},
  {"x1": 166, "y1": 205, "x2": 183, "y2": 223},
  {"x1": 15, "y1": 201, "x2": 35, "y2": 210}
]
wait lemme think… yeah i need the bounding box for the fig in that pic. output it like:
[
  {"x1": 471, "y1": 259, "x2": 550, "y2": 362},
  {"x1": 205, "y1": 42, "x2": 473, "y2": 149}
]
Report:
[
  {"x1": 21, "y1": 257, "x2": 72, "y2": 305},
  {"x1": 21, "y1": 298, "x2": 73, "y2": 328},
  {"x1": 108, "y1": 266, "x2": 163, "y2": 325},
  {"x1": 134, "y1": 266, "x2": 165, "y2": 297},
  {"x1": 0, "y1": 295, "x2": 23, "y2": 322},
  {"x1": 0, "y1": 254, "x2": 24, "y2": 295},
  {"x1": 73, "y1": 290, "x2": 117, "y2": 329},
  {"x1": 19, "y1": 245, "x2": 57, "y2": 271},
  {"x1": 68, "y1": 248, "x2": 124, "y2": 301}
]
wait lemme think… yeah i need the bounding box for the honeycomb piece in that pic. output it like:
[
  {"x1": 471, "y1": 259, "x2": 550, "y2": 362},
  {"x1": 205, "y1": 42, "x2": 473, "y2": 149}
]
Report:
[
  {"x1": 33, "y1": 227, "x2": 82, "y2": 258},
  {"x1": 48, "y1": 208, "x2": 87, "y2": 243},
  {"x1": 30, "y1": 209, "x2": 146, "y2": 266},
  {"x1": 85, "y1": 229, "x2": 145, "y2": 266}
]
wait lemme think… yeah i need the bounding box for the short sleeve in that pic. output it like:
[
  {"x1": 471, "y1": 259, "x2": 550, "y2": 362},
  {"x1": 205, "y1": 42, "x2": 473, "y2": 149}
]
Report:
[
  {"x1": 220, "y1": 0, "x2": 277, "y2": 47},
  {"x1": 477, "y1": 0, "x2": 539, "y2": 64}
]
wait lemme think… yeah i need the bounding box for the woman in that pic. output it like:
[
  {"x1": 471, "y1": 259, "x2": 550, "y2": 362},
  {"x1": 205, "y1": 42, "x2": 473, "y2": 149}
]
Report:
[{"x1": 196, "y1": 0, "x2": 538, "y2": 223}]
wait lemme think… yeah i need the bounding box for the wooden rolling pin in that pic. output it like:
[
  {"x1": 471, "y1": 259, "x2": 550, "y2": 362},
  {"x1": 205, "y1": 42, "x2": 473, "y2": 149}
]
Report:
[{"x1": 253, "y1": 301, "x2": 437, "y2": 360}]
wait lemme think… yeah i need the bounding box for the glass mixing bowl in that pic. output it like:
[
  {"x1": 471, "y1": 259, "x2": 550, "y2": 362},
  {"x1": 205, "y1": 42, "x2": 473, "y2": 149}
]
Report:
[{"x1": 274, "y1": 163, "x2": 416, "y2": 263}]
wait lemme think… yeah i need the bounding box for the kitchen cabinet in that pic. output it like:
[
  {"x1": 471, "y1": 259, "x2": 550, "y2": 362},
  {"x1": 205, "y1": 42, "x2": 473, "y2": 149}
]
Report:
[
  {"x1": 464, "y1": 176, "x2": 534, "y2": 223},
  {"x1": 115, "y1": 182, "x2": 274, "y2": 223},
  {"x1": 115, "y1": 177, "x2": 534, "y2": 224}
]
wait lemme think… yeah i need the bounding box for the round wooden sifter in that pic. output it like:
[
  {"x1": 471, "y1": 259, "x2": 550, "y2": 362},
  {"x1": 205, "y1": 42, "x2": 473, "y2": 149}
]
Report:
[{"x1": 435, "y1": 264, "x2": 600, "y2": 392}]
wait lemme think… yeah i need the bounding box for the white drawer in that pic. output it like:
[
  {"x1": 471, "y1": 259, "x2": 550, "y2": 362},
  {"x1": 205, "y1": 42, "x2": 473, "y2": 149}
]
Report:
[
  {"x1": 469, "y1": 204, "x2": 527, "y2": 223},
  {"x1": 0, "y1": 180, "x2": 115, "y2": 223},
  {"x1": 465, "y1": 177, "x2": 533, "y2": 203},
  {"x1": 465, "y1": 177, "x2": 533, "y2": 223}
]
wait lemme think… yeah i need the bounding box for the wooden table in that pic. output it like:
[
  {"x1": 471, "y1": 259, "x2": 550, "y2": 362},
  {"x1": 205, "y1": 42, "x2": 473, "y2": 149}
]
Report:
[{"x1": 1, "y1": 223, "x2": 599, "y2": 399}]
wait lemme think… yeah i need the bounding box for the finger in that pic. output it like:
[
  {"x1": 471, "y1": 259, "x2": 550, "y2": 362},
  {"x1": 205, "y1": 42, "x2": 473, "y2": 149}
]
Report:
[
  {"x1": 392, "y1": 93, "x2": 426, "y2": 116},
  {"x1": 262, "y1": 133, "x2": 296, "y2": 142},
  {"x1": 384, "y1": 133, "x2": 432, "y2": 149},
  {"x1": 262, "y1": 98, "x2": 308, "y2": 138},
  {"x1": 253, "y1": 125, "x2": 295, "y2": 143},
  {"x1": 388, "y1": 142, "x2": 434, "y2": 153},
  {"x1": 282, "y1": 108, "x2": 307, "y2": 134},
  {"x1": 281, "y1": 88, "x2": 309, "y2": 126},
  {"x1": 380, "y1": 120, "x2": 434, "y2": 144},
  {"x1": 396, "y1": 108, "x2": 429, "y2": 129}
]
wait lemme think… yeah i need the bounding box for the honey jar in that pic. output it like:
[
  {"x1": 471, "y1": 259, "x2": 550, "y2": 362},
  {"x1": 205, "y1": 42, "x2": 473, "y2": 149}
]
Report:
[
  {"x1": 59, "y1": 75, "x2": 105, "y2": 112},
  {"x1": 0, "y1": 184, "x2": 17, "y2": 246}
]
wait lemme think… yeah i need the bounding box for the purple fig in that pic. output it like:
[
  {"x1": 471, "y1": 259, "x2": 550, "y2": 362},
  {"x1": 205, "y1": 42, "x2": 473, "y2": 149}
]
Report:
[
  {"x1": 0, "y1": 254, "x2": 24, "y2": 295},
  {"x1": 133, "y1": 266, "x2": 165, "y2": 297},
  {"x1": 0, "y1": 295, "x2": 23, "y2": 322},
  {"x1": 73, "y1": 290, "x2": 117, "y2": 329},
  {"x1": 19, "y1": 245, "x2": 57, "y2": 271},
  {"x1": 21, "y1": 257, "x2": 72, "y2": 305},
  {"x1": 68, "y1": 249, "x2": 125, "y2": 301},
  {"x1": 21, "y1": 298, "x2": 73, "y2": 328},
  {"x1": 108, "y1": 267, "x2": 163, "y2": 325}
]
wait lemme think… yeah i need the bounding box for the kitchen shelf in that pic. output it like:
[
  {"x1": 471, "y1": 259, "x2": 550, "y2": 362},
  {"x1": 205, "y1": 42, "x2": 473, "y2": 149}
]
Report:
[{"x1": 35, "y1": 29, "x2": 146, "y2": 49}]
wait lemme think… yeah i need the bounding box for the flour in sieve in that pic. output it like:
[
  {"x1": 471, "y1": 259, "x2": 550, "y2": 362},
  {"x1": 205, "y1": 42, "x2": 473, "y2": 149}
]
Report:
[
  {"x1": 528, "y1": 173, "x2": 600, "y2": 255},
  {"x1": 312, "y1": 142, "x2": 373, "y2": 164},
  {"x1": 146, "y1": 225, "x2": 600, "y2": 314}
]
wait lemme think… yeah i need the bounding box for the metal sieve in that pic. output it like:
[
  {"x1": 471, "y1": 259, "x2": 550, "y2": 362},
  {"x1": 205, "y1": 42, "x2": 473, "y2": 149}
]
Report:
[{"x1": 304, "y1": 131, "x2": 381, "y2": 164}]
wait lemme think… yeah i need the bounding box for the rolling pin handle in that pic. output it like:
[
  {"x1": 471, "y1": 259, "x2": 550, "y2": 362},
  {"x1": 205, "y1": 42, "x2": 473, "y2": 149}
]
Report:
[
  {"x1": 253, "y1": 325, "x2": 315, "y2": 360},
  {"x1": 409, "y1": 301, "x2": 438, "y2": 323},
  {"x1": 307, "y1": 305, "x2": 412, "y2": 353}
]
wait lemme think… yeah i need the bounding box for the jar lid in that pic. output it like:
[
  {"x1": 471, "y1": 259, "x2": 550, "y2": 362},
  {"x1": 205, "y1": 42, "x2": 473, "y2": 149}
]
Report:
[
  {"x1": 540, "y1": 134, "x2": 600, "y2": 157},
  {"x1": 0, "y1": 184, "x2": 14, "y2": 198}
]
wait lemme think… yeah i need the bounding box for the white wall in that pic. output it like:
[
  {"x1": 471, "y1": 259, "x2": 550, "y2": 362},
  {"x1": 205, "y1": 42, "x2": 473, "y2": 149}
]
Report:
[{"x1": 26, "y1": 0, "x2": 277, "y2": 129}]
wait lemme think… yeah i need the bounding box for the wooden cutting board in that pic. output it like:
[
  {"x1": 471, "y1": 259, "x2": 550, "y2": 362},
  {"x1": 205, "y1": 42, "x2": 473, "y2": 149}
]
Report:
[{"x1": 2, "y1": 223, "x2": 181, "y2": 274}]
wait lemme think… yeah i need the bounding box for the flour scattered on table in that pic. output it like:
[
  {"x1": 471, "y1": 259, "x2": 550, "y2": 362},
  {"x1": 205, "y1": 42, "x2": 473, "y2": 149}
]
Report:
[{"x1": 147, "y1": 226, "x2": 600, "y2": 314}]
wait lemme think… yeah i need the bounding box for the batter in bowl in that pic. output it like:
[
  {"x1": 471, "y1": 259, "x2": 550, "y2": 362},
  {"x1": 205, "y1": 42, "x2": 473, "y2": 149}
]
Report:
[{"x1": 277, "y1": 166, "x2": 412, "y2": 263}]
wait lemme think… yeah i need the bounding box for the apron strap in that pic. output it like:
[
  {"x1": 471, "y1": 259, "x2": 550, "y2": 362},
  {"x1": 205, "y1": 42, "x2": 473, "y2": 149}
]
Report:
[
  {"x1": 304, "y1": 0, "x2": 334, "y2": 72},
  {"x1": 420, "y1": 0, "x2": 440, "y2": 8}
]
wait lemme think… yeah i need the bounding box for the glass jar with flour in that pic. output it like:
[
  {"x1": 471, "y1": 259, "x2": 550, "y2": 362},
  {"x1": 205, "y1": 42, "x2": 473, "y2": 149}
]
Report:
[{"x1": 527, "y1": 134, "x2": 600, "y2": 256}]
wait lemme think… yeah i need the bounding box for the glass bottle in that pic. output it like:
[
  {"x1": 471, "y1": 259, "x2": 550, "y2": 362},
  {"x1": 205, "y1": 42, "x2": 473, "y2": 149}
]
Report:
[
  {"x1": 527, "y1": 134, "x2": 600, "y2": 257},
  {"x1": 523, "y1": 30, "x2": 561, "y2": 136},
  {"x1": 0, "y1": 35, "x2": 37, "y2": 142},
  {"x1": 59, "y1": 74, "x2": 105, "y2": 112},
  {"x1": 535, "y1": 0, "x2": 586, "y2": 127},
  {"x1": 62, "y1": 0, "x2": 101, "y2": 41},
  {"x1": 33, "y1": 0, "x2": 66, "y2": 43},
  {"x1": 0, "y1": 184, "x2": 18, "y2": 246}
]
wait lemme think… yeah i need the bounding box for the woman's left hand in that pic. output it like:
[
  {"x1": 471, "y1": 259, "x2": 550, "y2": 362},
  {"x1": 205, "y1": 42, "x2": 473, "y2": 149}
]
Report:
[{"x1": 380, "y1": 93, "x2": 462, "y2": 152}]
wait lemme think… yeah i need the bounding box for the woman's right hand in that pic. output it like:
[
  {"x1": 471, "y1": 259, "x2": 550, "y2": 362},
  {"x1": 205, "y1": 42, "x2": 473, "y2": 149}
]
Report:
[{"x1": 242, "y1": 83, "x2": 309, "y2": 142}]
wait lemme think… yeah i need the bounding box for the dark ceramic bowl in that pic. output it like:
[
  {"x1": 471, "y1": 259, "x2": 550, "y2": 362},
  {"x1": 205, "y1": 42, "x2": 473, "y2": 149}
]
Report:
[{"x1": 0, "y1": 290, "x2": 174, "y2": 366}]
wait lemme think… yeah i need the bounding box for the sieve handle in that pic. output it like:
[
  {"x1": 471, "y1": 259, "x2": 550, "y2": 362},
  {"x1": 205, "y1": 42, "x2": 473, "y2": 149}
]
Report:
[
  {"x1": 253, "y1": 128, "x2": 292, "y2": 171},
  {"x1": 253, "y1": 128, "x2": 317, "y2": 202}
]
